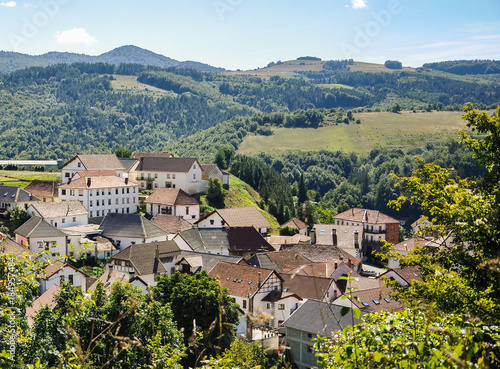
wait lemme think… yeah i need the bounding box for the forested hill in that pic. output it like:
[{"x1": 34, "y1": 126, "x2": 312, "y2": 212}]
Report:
[
  {"x1": 0, "y1": 60, "x2": 499, "y2": 160},
  {"x1": 0, "y1": 45, "x2": 225, "y2": 74}
]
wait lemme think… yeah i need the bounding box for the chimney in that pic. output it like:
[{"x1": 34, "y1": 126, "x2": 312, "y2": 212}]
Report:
[
  {"x1": 354, "y1": 231, "x2": 359, "y2": 248},
  {"x1": 310, "y1": 228, "x2": 316, "y2": 244},
  {"x1": 348, "y1": 258, "x2": 352, "y2": 268},
  {"x1": 128, "y1": 266, "x2": 135, "y2": 282},
  {"x1": 87, "y1": 178, "x2": 91, "y2": 188},
  {"x1": 351, "y1": 206, "x2": 354, "y2": 216},
  {"x1": 67, "y1": 178, "x2": 71, "y2": 185},
  {"x1": 155, "y1": 243, "x2": 160, "y2": 261},
  {"x1": 258, "y1": 272, "x2": 261, "y2": 288},
  {"x1": 334, "y1": 289, "x2": 338, "y2": 299},
  {"x1": 334, "y1": 262, "x2": 338, "y2": 270},
  {"x1": 332, "y1": 228, "x2": 337, "y2": 246},
  {"x1": 125, "y1": 177, "x2": 129, "y2": 185}
]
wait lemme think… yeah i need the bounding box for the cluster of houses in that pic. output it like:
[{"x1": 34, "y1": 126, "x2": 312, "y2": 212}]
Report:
[{"x1": 0, "y1": 152, "x2": 430, "y2": 369}]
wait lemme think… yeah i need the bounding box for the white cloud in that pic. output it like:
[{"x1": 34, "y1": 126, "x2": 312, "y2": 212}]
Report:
[
  {"x1": 468, "y1": 34, "x2": 500, "y2": 41},
  {"x1": 0, "y1": 1, "x2": 16, "y2": 7},
  {"x1": 55, "y1": 28, "x2": 98, "y2": 46},
  {"x1": 351, "y1": 0, "x2": 367, "y2": 9}
]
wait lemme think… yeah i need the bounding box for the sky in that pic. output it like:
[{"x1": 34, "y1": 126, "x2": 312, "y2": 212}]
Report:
[{"x1": 0, "y1": 0, "x2": 499, "y2": 70}]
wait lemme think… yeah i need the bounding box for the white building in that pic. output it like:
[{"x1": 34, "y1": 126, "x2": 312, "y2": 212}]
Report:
[
  {"x1": 144, "y1": 188, "x2": 200, "y2": 220},
  {"x1": 58, "y1": 174, "x2": 139, "y2": 218},
  {"x1": 39, "y1": 260, "x2": 89, "y2": 294},
  {"x1": 14, "y1": 216, "x2": 68, "y2": 258},
  {"x1": 60, "y1": 154, "x2": 125, "y2": 184},
  {"x1": 132, "y1": 157, "x2": 204, "y2": 195},
  {"x1": 27, "y1": 201, "x2": 89, "y2": 228},
  {"x1": 196, "y1": 207, "x2": 271, "y2": 235}
]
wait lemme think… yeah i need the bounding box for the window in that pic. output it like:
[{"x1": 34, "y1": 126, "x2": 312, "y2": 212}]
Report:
[
  {"x1": 242, "y1": 300, "x2": 247, "y2": 309},
  {"x1": 97, "y1": 200, "x2": 100, "y2": 206},
  {"x1": 61, "y1": 189, "x2": 66, "y2": 195},
  {"x1": 77, "y1": 162, "x2": 81, "y2": 167},
  {"x1": 50, "y1": 220, "x2": 53, "y2": 225},
  {"x1": 167, "y1": 174, "x2": 170, "y2": 179},
  {"x1": 72, "y1": 217, "x2": 76, "y2": 222},
  {"x1": 68, "y1": 275, "x2": 74, "y2": 285},
  {"x1": 65, "y1": 172, "x2": 70, "y2": 178},
  {"x1": 186, "y1": 207, "x2": 189, "y2": 215},
  {"x1": 193, "y1": 174, "x2": 196, "y2": 179},
  {"x1": 90, "y1": 201, "x2": 93, "y2": 207},
  {"x1": 108, "y1": 190, "x2": 111, "y2": 195},
  {"x1": 127, "y1": 198, "x2": 130, "y2": 204},
  {"x1": 155, "y1": 173, "x2": 158, "y2": 178},
  {"x1": 210, "y1": 219, "x2": 215, "y2": 225},
  {"x1": 172, "y1": 174, "x2": 176, "y2": 179},
  {"x1": 60, "y1": 275, "x2": 65, "y2": 284},
  {"x1": 122, "y1": 188, "x2": 125, "y2": 194},
  {"x1": 62, "y1": 218, "x2": 65, "y2": 224},
  {"x1": 116, "y1": 198, "x2": 119, "y2": 204},
  {"x1": 90, "y1": 211, "x2": 93, "y2": 217},
  {"x1": 116, "y1": 189, "x2": 119, "y2": 194},
  {"x1": 122, "y1": 198, "x2": 125, "y2": 204},
  {"x1": 108, "y1": 199, "x2": 111, "y2": 205},
  {"x1": 278, "y1": 304, "x2": 285, "y2": 310},
  {"x1": 266, "y1": 303, "x2": 271, "y2": 309}
]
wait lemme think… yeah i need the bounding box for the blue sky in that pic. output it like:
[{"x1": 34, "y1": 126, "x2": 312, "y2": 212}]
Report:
[{"x1": 0, "y1": 0, "x2": 499, "y2": 70}]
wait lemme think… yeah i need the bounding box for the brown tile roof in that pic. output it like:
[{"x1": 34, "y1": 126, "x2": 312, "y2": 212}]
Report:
[
  {"x1": 334, "y1": 208, "x2": 399, "y2": 224},
  {"x1": 132, "y1": 152, "x2": 174, "y2": 159},
  {"x1": 73, "y1": 170, "x2": 119, "y2": 178},
  {"x1": 88, "y1": 269, "x2": 130, "y2": 294},
  {"x1": 209, "y1": 261, "x2": 278, "y2": 298},
  {"x1": 24, "y1": 180, "x2": 59, "y2": 198},
  {"x1": 260, "y1": 250, "x2": 313, "y2": 272},
  {"x1": 61, "y1": 155, "x2": 124, "y2": 171},
  {"x1": 226, "y1": 227, "x2": 275, "y2": 253},
  {"x1": 383, "y1": 266, "x2": 421, "y2": 285},
  {"x1": 144, "y1": 188, "x2": 199, "y2": 206},
  {"x1": 60, "y1": 175, "x2": 138, "y2": 189},
  {"x1": 25, "y1": 284, "x2": 61, "y2": 326},
  {"x1": 280, "y1": 218, "x2": 307, "y2": 230},
  {"x1": 0, "y1": 233, "x2": 34, "y2": 257},
  {"x1": 29, "y1": 200, "x2": 88, "y2": 218},
  {"x1": 150, "y1": 214, "x2": 194, "y2": 234},
  {"x1": 136, "y1": 157, "x2": 199, "y2": 173},
  {"x1": 280, "y1": 273, "x2": 336, "y2": 301},
  {"x1": 41, "y1": 260, "x2": 89, "y2": 279},
  {"x1": 201, "y1": 164, "x2": 218, "y2": 180},
  {"x1": 267, "y1": 234, "x2": 311, "y2": 249},
  {"x1": 284, "y1": 259, "x2": 345, "y2": 278},
  {"x1": 214, "y1": 207, "x2": 271, "y2": 229},
  {"x1": 289, "y1": 244, "x2": 361, "y2": 267},
  {"x1": 349, "y1": 286, "x2": 404, "y2": 313},
  {"x1": 313, "y1": 224, "x2": 363, "y2": 249},
  {"x1": 393, "y1": 237, "x2": 427, "y2": 251}
]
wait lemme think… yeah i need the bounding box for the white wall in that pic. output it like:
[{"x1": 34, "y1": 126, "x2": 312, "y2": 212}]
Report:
[{"x1": 39, "y1": 266, "x2": 86, "y2": 294}]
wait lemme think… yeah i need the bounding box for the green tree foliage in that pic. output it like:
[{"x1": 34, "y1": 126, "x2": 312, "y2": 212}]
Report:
[
  {"x1": 279, "y1": 226, "x2": 299, "y2": 236},
  {"x1": 214, "y1": 146, "x2": 234, "y2": 170},
  {"x1": 114, "y1": 147, "x2": 132, "y2": 158},
  {"x1": 423, "y1": 60, "x2": 500, "y2": 75},
  {"x1": 384, "y1": 60, "x2": 403, "y2": 69},
  {"x1": 206, "y1": 177, "x2": 227, "y2": 206},
  {"x1": 9, "y1": 207, "x2": 30, "y2": 229},
  {"x1": 202, "y1": 339, "x2": 269, "y2": 368},
  {"x1": 316, "y1": 309, "x2": 500, "y2": 368},
  {"x1": 297, "y1": 173, "x2": 307, "y2": 204},
  {"x1": 153, "y1": 271, "x2": 239, "y2": 367}
]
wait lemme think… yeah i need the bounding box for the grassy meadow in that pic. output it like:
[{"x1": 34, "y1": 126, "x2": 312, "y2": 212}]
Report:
[
  {"x1": 238, "y1": 110, "x2": 469, "y2": 156},
  {"x1": 0, "y1": 170, "x2": 60, "y2": 189}
]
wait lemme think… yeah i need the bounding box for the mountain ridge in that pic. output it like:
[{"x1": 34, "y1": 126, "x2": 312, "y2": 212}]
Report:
[{"x1": 0, "y1": 45, "x2": 226, "y2": 73}]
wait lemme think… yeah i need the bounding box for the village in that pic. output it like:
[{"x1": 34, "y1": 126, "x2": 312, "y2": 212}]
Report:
[{"x1": 1, "y1": 152, "x2": 435, "y2": 369}]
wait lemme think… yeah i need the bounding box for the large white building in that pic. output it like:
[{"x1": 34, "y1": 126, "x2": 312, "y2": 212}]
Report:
[
  {"x1": 60, "y1": 154, "x2": 125, "y2": 184},
  {"x1": 27, "y1": 201, "x2": 89, "y2": 228},
  {"x1": 58, "y1": 174, "x2": 139, "y2": 218}
]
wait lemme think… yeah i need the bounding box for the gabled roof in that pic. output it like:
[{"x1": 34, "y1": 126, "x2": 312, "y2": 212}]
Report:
[
  {"x1": 313, "y1": 224, "x2": 363, "y2": 248},
  {"x1": 175, "y1": 250, "x2": 246, "y2": 273},
  {"x1": 0, "y1": 185, "x2": 40, "y2": 203},
  {"x1": 382, "y1": 266, "x2": 421, "y2": 285},
  {"x1": 61, "y1": 154, "x2": 124, "y2": 171},
  {"x1": 267, "y1": 234, "x2": 311, "y2": 249},
  {"x1": 25, "y1": 284, "x2": 60, "y2": 326},
  {"x1": 280, "y1": 218, "x2": 308, "y2": 230},
  {"x1": 284, "y1": 259, "x2": 346, "y2": 278},
  {"x1": 177, "y1": 228, "x2": 229, "y2": 253},
  {"x1": 60, "y1": 175, "x2": 138, "y2": 189},
  {"x1": 150, "y1": 214, "x2": 194, "y2": 234},
  {"x1": 209, "y1": 261, "x2": 279, "y2": 298},
  {"x1": 111, "y1": 240, "x2": 180, "y2": 275},
  {"x1": 132, "y1": 152, "x2": 174, "y2": 159},
  {"x1": 99, "y1": 213, "x2": 168, "y2": 239},
  {"x1": 73, "y1": 170, "x2": 119, "y2": 178},
  {"x1": 29, "y1": 200, "x2": 88, "y2": 218},
  {"x1": 24, "y1": 180, "x2": 59, "y2": 198},
  {"x1": 248, "y1": 250, "x2": 313, "y2": 272},
  {"x1": 345, "y1": 286, "x2": 403, "y2": 313},
  {"x1": 280, "y1": 273, "x2": 336, "y2": 301},
  {"x1": 289, "y1": 244, "x2": 361, "y2": 267},
  {"x1": 392, "y1": 237, "x2": 427, "y2": 252},
  {"x1": 200, "y1": 164, "x2": 220, "y2": 180},
  {"x1": 226, "y1": 227, "x2": 275, "y2": 253},
  {"x1": 283, "y1": 299, "x2": 365, "y2": 337},
  {"x1": 118, "y1": 158, "x2": 139, "y2": 172},
  {"x1": 15, "y1": 216, "x2": 66, "y2": 238},
  {"x1": 88, "y1": 269, "x2": 130, "y2": 294},
  {"x1": 0, "y1": 233, "x2": 34, "y2": 257},
  {"x1": 334, "y1": 208, "x2": 399, "y2": 224},
  {"x1": 198, "y1": 207, "x2": 271, "y2": 229},
  {"x1": 144, "y1": 188, "x2": 199, "y2": 206},
  {"x1": 41, "y1": 260, "x2": 90, "y2": 279},
  {"x1": 136, "y1": 157, "x2": 199, "y2": 173}
]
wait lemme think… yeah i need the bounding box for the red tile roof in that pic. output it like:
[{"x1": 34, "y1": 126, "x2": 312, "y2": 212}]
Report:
[
  {"x1": 144, "y1": 188, "x2": 199, "y2": 206},
  {"x1": 25, "y1": 284, "x2": 61, "y2": 326},
  {"x1": 335, "y1": 208, "x2": 399, "y2": 224}
]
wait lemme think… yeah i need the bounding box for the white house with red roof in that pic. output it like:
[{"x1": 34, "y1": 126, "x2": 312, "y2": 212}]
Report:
[
  {"x1": 38, "y1": 260, "x2": 89, "y2": 294},
  {"x1": 144, "y1": 188, "x2": 200, "y2": 220},
  {"x1": 60, "y1": 154, "x2": 125, "y2": 184}
]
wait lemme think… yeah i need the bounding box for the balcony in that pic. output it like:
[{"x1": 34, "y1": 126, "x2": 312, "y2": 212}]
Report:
[{"x1": 364, "y1": 228, "x2": 386, "y2": 234}]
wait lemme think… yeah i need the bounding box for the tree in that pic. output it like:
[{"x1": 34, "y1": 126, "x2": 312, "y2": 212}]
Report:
[
  {"x1": 203, "y1": 339, "x2": 269, "y2": 368},
  {"x1": 114, "y1": 147, "x2": 132, "y2": 158},
  {"x1": 279, "y1": 225, "x2": 299, "y2": 236},
  {"x1": 384, "y1": 60, "x2": 402, "y2": 69},
  {"x1": 153, "y1": 271, "x2": 239, "y2": 367},
  {"x1": 214, "y1": 146, "x2": 234, "y2": 170},
  {"x1": 206, "y1": 177, "x2": 227, "y2": 206},
  {"x1": 391, "y1": 103, "x2": 402, "y2": 113},
  {"x1": 297, "y1": 173, "x2": 307, "y2": 204},
  {"x1": 9, "y1": 207, "x2": 30, "y2": 229}
]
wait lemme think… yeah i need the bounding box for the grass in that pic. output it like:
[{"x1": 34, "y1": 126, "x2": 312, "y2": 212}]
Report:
[
  {"x1": 0, "y1": 170, "x2": 60, "y2": 188},
  {"x1": 110, "y1": 75, "x2": 177, "y2": 97},
  {"x1": 238, "y1": 111, "x2": 469, "y2": 156}
]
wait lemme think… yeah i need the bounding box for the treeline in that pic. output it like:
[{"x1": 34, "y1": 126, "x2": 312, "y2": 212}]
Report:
[{"x1": 423, "y1": 60, "x2": 500, "y2": 75}]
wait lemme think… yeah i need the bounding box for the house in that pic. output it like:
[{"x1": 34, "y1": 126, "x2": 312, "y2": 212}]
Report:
[
  {"x1": 14, "y1": 216, "x2": 68, "y2": 258},
  {"x1": 27, "y1": 200, "x2": 89, "y2": 228},
  {"x1": 284, "y1": 258, "x2": 357, "y2": 280},
  {"x1": 267, "y1": 234, "x2": 311, "y2": 250},
  {"x1": 144, "y1": 188, "x2": 200, "y2": 221},
  {"x1": 60, "y1": 154, "x2": 125, "y2": 183},
  {"x1": 0, "y1": 185, "x2": 40, "y2": 212},
  {"x1": 248, "y1": 250, "x2": 313, "y2": 273},
  {"x1": 289, "y1": 244, "x2": 363, "y2": 272},
  {"x1": 38, "y1": 260, "x2": 89, "y2": 294},
  {"x1": 25, "y1": 284, "x2": 61, "y2": 326},
  {"x1": 196, "y1": 207, "x2": 271, "y2": 235},
  {"x1": 132, "y1": 152, "x2": 174, "y2": 159},
  {"x1": 280, "y1": 218, "x2": 308, "y2": 236},
  {"x1": 280, "y1": 274, "x2": 340, "y2": 303},
  {"x1": 201, "y1": 164, "x2": 228, "y2": 188},
  {"x1": 173, "y1": 228, "x2": 229, "y2": 255},
  {"x1": 381, "y1": 266, "x2": 421, "y2": 286},
  {"x1": 0, "y1": 232, "x2": 34, "y2": 258},
  {"x1": 150, "y1": 214, "x2": 194, "y2": 237},
  {"x1": 132, "y1": 157, "x2": 204, "y2": 194},
  {"x1": 283, "y1": 299, "x2": 365, "y2": 369},
  {"x1": 58, "y1": 174, "x2": 139, "y2": 218},
  {"x1": 24, "y1": 180, "x2": 59, "y2": 203},
  {"x1": 59, "y1": 225, "x2": 115, "y2": 259},
  {"x1": 175, "y1": 251, "x2": 247, "y2": 275},
  {"x1": 388, "y1": 237, "x2": 428, "y2": 268},
  {"x1": 332, "y1": 285, "x2": 403, "y2": 313},
  {"x1": 333, "y1": 208, "x2": 400, "y2": 256},
  {"x1": 226, "y1": 227, "x2": 275, "y2": 258},
  {"x1": 209, "y1": 261, "x2": 301, "y2": 330},
  {"x1": 411, "y1": 216, "x2": 432, "y2": 237},
  {"x1": 99, "y1": 213, "x2": 168, "y2": 250}
]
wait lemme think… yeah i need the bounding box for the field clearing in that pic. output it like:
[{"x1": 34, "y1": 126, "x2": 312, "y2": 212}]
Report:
[
  {"x1": 350, "y1": 61, "x2": 416, "y2": 73},
  {"x1": 0, "y1": 170, "x2": 60, "y2": 189},
  {"x1": 316, "y1": 83, "x2": 354, "y2": 90},
  {"x1": 238, "y1": 111, "x2": 468, "y2": 156},
  {"x1": 224, "y1": 60, "x2": 324, "y2": 79},
  {"x1": 111, "y1": 75, "x2": 176, "y2": 96}
]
